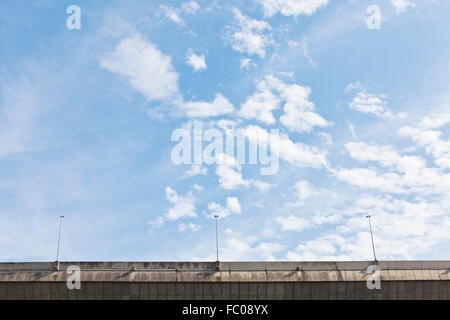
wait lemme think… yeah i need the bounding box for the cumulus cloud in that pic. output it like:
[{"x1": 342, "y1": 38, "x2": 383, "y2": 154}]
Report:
[
  {"x1": 240, "y1": 124, "x2": 328, "y2": 168},
  {"x1": 256, "y1": 0, "x2": 330, "y2": 17},
  {"x1": 346, "y1": 82, "x2": 406, "y2": 119},
  {"x1": 182, "y1": 165, "x2": 208, "y2": 179},
  {"x1": 159, "y1": 1, "x2": 201, "y2": 26},
  {"x1": 207, "y1": 196, "x2": 242, "y2": 219},
  {"x1": 100, "y1": 34, "x2": 179, "y2": 102},
  {"x1": 276, "y1": 215, "x2": 311, "y2": 232},
  {"x1": 399, "y1": 114, "x2": 450, "y2": 169},
  {"x1": 226, "y1": 9, "x2": 273, "y2": 58},
  {"x1": 287, "y1": 180, "x2": 318, "y2": 207},
  {"x1": 182, "y1": 93, "x2": 234, "y2": 118},
  {"x1": 239, "y1": 75, "x2": 330, "y2": 132},
  {"x1": 390, "y1": 0, "x2": 415, "y2": 14},
  {"x1": 186, "y1": 50, "x2": 207, "y2": 72},
  {"x1": 178, "y1": 222, "x2": 201, "y2": 232},
  {"x1": 101, "y1": 34, "x2": 233, "y2": 118},
  {"x1": 164, "y1": 186, "x2": 197, "y2": 220},
  {"x1": 239, "y1": 84, "x2": 280, "y2": 124}
]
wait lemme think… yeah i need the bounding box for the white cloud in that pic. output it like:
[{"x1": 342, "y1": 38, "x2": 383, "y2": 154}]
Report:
[
  {"x1": 345, "y1": 142, "x2": 425, "y2": 173},
  {"x1": 256, "y1": 0, "x2": 330, "y2": 17},
  {"x1": 207, "y1": 196, "x2": 242, "y2": 218},
  {"x1": 240, "y1": 124, "x2": 328, "y2": 168},
  {"x1": 181, "y1": 1, "x2": 200, "y2": 14},
  {"x1": 346, "y1": 82, "x2": 406, "y2": 119},
  {"x1": 186, "y1": 50, "x2": 207, "y2": 72},
  {"x1": 240, "y1": 58, "x2": 255, "y2": 71},
  {"x1": 164, "y1": 186, "x2": 197, "y2": 220},
  {"x1": 214, "y1": 154, "x2": 251, "y2": 190},
  {"x1": 178, "y1": 222, "x2": 201, "y2": 232},
  {"x1": 287, "y1": 180, "x2": 317, "y2": 206},
  {"x1": 227, "y1": 9, "x2": 273, "y2": 58},
  {"x1": 390, "y1": 0, "x2": 415, "y2": 14},
  {"x1": 100, "y1": 34, "x2": 179, "y2": 102},
  {"x1": 182, "y1": 93, "x2": 234, "y2": 118},
  {"x1": 102, "y1": 34, "x2": 234, "y2": 119},
  {"x1": 182, "y1": 165, "x2": 208, "y2": 179},
  {"x1": 159, "y1": 1, "x2": 201, "y2": 26},
  {"x1": 276, "y1": 215, "x2": 312, "y2": 232},
  {"x1": 238, "y1": 75, "x2": 330, "y2": 132},
  {"x1": 239, "y1": 86, "x2": 280, "y2": 124},
  {"x1": 399, "y1": 114, "x2": 450, "y2": 169}
]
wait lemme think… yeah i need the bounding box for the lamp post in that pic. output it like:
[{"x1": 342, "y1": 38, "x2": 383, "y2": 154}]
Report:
[
  {"x1": 56, "y1": 215, "x2": 64, "y2": 270},
  {"x1": 366, "y1": 215, "x2": 377, "y2": 262},
  {"x1": 214, "y1": 215, "x2": 219, "y2": 262}
]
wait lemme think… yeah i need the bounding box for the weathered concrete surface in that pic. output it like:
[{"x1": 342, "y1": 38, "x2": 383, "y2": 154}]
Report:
[{"x1": 0, "y1": 261, "x2": 449, "y2": 300}]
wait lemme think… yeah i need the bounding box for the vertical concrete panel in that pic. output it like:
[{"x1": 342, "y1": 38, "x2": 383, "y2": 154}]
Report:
[
  {"x1": 257, "y1": 282, "x2": 267, "y2": 300},
  {"x1": 337, "y1": 282, "x2": 346, "y2": 300},
  {"x1": 212, "y1": 283, "x2": 222, "y2": 300},
  {"x1": 439, "y1": 281, "x2": 447, "y2": 300},
  {"x1": 103, "y1": 282, "x2": 113, "y2": 300},
  {"x1": 302, "y1": 282, "x2": 312, "y2": 300},
  {"x1": 41, "y1": 282, "x2": 51, "y2": 300},
  {"x1": 431, "y1": 281, "x2": 440, "y2": 300},
  {"x1": 149, "y1": 283, "x2": 158, "y2": 299},
  {"x1": 32, "y1": 282, "x2": 42, "y2": 300},
  {"x1": 193, "y1": 283, "x2": 203, "y2": 300},
  {"x1": 58, "y1": 282, "x2": 69, "y2": 300},
  {"x1": 404, "y1": 281, "x2": 414, "y2": 300},
  {"x1": 50, "y1": 282, "x2": 59, "y2": 300},
  {"x1": 85, "y1": 282, "x2": 95, "y2": 300},
  {"x1": 221, "y1": 282, "x2": 231, "y2": 300},
  {"x1": 293, "y1": 283, "x2": 302, "y2": 300},
  {"x1": 345, "y1": 282, "x2": 355, "y2": 300},
  {"x1": 203, "y1": 282, "x2": 213, "y2": 300},
  {"x1": 283, "y1": 282, "x2": 293, "y2": 300},
  {"x1": 311, "y1": 282, "x2": 320, "y2": 300},
  {"x1": 167, "y1": 282, "x2": 176, "y2": 300},
  {"x1": 328, "y1": 282, "x2": 338, "y2": 300},
  {"x1": 94, "y1": 282, "x2": 104, "y2": 300},
  {"x1": 0, "y1": 282, "x2": 7, "y2": 300},
  {"x1": 14, "y1": 282, "x2": 27, "y2": 300},
  {"x1": 176, "y1": 283, "x2": 185, "y2": 300},
  {"x1": 158, "y1": 282, "x2": 168, "y2": 300},
  {"x1": 139, "y1": 282, "x2": 149, "y2": 300},
  {"x1": 423, "y1": 281, "x2": 432, "y2": 300},
  {"x1": 414, "y1": 281, "x2": 424, "y2": 300},
  {"x1": 230, "y1": 282, "x2": 239, "y2": 300},
  {"x1": 354, "y1": 281, "x2": 366, "y2": 300},
  {"x1": 6, "y1": 283, "x2": 16, "y2": 300},
  {"x1": 112, "y1": 282, "x2": 122, "y2": 300},
  {"x1": 389, "y1": 281, "x2": 398, "y2": 300},
  {"x1": 398, "y1": 281, "x2": 407, "y2": 300},
  {"x1": 266, "y1": 283, "x2": 276, "y2": 299},
  {"x1": 240, "y1": 282, "x2": 249, "y2": 300}
]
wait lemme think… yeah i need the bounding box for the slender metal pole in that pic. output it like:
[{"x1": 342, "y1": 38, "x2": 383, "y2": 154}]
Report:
[
  {"x1": 366, "y1": 215, "x2": 377, "y2": 261},
  {"x1": 56, "y1": 215, "x2": 64, "y2": 270},
  {"x1": 214, "y1": 215, "x2": 219, "y2": 262}
]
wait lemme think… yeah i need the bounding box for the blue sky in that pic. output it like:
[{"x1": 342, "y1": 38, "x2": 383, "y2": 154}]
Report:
[{"x1": 0, "y1": 0, "x2": 449, "y2": 262}]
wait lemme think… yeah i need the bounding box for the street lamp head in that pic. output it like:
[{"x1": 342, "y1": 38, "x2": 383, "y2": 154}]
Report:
[{"x1": 214, "y1": 215, "x2": 219, "y2": 219}]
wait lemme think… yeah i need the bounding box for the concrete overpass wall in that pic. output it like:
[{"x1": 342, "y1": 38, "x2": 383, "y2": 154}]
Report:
[{"x1": 1, "y1": 261, "x2": 449, "y2": 300}]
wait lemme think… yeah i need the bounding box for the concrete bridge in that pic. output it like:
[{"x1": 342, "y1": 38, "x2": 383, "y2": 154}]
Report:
[{"x1": 0, "y1": 261, "x2": 449, "y2": 300}]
